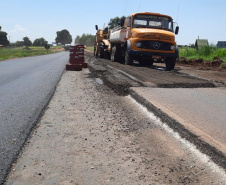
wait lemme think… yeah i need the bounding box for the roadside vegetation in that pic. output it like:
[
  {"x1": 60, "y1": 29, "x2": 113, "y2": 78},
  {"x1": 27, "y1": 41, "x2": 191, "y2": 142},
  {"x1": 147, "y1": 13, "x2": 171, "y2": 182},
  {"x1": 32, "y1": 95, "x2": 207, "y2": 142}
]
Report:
[
  {"x1": 0, "y1": 46, "x2": 64, "y2": 61},
  {"x1": 74, "y1": 34, "x2": 95, "y2": 47},
  {"x1": 178, "y1": 46, "x2": 226, "y2": 69},
  {"x1": 179, "y1": 46, "x2": 226, "y2": 61},
  {"x1": 86, "y1": 46, "x2": 94, "y2": 51},
  {"x1": 0, "y1": 26, "x2": 72, "y2": 61}
]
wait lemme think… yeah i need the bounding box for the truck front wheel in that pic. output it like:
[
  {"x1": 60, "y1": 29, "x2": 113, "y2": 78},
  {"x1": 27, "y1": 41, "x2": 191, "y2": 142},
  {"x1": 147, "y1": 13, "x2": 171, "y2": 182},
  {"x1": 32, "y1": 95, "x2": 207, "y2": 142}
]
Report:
[
  {"x1": 98, "y1": 46, "x2": 104, "y2": 58},
  {"x1": 165, "y1": 58, "x2": 176, "y2": 70}
]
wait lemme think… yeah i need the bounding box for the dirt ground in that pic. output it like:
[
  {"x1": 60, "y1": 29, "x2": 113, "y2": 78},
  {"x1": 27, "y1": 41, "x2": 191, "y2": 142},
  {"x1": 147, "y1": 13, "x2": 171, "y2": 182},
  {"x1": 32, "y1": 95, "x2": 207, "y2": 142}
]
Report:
[
  {"x1": 85, "y1": 50, "x2": 226, "y2": 89},
  {"x1": 6, "y1": 67, "x2": 226, "y2": 184},
  {"x1": 175, "y1": 63, "x2": 226, "y2": 87}
]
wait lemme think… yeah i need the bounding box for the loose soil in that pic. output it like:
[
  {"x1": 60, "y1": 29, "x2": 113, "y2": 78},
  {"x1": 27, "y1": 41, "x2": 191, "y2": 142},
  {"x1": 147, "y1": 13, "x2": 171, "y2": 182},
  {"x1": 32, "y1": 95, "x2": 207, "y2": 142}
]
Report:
[
  {"x1": 6, "y1": 70, "x2": 226, "y2": 185},
  {"x1": 177, "y1": 57, "x2": 226, "y2": 70},
  {"x1": 85, "y1": 50, "x2": 226, "y2": 88}
]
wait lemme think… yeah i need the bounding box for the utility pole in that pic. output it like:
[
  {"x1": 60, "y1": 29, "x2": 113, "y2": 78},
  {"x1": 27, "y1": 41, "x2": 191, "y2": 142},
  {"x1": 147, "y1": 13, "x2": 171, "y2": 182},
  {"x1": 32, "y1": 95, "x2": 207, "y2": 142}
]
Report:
[{"x1": 8, "y1": 35, "x2": 11, "y2": 49}]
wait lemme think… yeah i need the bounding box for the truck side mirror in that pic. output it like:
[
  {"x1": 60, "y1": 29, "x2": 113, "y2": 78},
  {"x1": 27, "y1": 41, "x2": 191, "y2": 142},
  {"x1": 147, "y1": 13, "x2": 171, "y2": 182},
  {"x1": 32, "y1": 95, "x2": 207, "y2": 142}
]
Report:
[
  {"x1": 175, "y1": 26, "x2": 179, "y2": 35},
  {"x1": 95, "y1": 25, "x2": 98, "y2": 30},
  {"x1": 120, "y1": 18, "x2": 125, "y2": 27}
]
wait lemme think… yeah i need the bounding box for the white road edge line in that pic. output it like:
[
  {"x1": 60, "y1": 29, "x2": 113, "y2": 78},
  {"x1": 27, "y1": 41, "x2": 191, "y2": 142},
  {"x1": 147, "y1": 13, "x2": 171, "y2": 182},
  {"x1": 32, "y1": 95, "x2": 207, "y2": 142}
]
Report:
[{"x1": 127, "y1": 95, "x2": 226, "y2": 178}]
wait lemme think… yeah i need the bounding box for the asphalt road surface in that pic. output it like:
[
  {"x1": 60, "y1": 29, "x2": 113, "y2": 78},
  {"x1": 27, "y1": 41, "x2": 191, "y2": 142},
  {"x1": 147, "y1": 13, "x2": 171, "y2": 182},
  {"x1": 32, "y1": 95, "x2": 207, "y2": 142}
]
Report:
[{"x1": 0, "y1": 52, "x2": 69, "y2": 184}]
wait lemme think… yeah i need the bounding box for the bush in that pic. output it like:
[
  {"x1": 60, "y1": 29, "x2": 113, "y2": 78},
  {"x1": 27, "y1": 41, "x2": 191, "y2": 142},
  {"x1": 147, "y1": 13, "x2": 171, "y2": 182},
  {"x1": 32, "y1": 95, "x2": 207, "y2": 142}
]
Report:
[
  {"x1": 179, "y1": 46, "x2": 226, "y2": 62},
  {"x1": 216, "y1": 49, "x2": 226, "y2": 58}
]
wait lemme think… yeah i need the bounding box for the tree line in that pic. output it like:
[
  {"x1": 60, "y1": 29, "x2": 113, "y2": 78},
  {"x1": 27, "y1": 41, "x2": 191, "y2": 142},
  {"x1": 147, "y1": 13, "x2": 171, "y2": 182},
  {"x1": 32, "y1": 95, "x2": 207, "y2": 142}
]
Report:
[
  {"x1": 0, "y1": 26, "x2": 9, "y2": 46},
  {"x1": 0, "y1": 16, "x2": 125, "y2": 47},
  {"x1": 0, "y1": 27, "x2": 72, "y2": 47},
  {"x1": 74, "y1": 16, "x2": 125, "y2": 46},
  {"x1": 74, "y1": 34, "x2": 95, "y2": 46}
]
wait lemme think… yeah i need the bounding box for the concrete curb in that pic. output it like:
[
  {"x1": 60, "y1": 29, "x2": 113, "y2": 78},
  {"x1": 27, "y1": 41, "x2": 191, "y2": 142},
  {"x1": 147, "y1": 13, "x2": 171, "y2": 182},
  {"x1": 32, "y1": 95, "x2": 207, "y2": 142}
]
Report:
[{"x1": 129, "y1": 88, "x2": 226, "y2": 171}]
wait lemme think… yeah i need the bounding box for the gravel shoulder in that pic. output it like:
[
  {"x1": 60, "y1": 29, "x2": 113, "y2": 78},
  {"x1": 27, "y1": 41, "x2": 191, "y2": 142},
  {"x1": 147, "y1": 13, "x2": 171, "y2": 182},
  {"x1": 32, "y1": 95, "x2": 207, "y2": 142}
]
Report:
[{"x1": 6, "y1": 67, "x2": 226, "y2": 184}]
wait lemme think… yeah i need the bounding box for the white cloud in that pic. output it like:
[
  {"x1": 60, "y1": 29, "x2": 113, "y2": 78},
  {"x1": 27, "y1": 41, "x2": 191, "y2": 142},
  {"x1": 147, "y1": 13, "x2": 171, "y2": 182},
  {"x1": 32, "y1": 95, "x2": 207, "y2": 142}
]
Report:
[
  {"x1": 10, "y1": 25, "x2": 27, "y2": 34},
  {"x1": 9, "y1": 25, "x2": 30, "y2": 42}
]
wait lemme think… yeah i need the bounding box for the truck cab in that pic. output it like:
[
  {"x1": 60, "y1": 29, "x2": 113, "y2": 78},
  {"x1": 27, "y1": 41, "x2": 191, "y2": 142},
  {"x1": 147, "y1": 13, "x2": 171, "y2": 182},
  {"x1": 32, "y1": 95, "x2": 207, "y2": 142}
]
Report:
[{"x1": 110, "y1": 12, "x2": 179, "y2": 70}]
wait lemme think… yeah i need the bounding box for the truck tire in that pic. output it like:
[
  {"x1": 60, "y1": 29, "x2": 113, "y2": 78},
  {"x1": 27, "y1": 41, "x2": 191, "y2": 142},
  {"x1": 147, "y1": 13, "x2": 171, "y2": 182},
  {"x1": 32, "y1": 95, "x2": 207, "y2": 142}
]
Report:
[
  {"x1": 125, "y1": 52, "x2": 133, "y2": 65},
  {"x1": 94, "y1": 45, "x2": 96, "y2": 56},
  {"x1": 165, "y1": 58, "x2": 176, "y2": 70},
  {"x1": 111, "y1": 46, "x2": 118, "y2": 62},
  {"x1": 98, "y1": 46, "x2": 104, "y2": 58},
  {"x1": 116, "y1": 45, "x2": 124, "y2": 63},
  {"x1": 104, "y1": 51, "x2": 110, "y2": 60}
]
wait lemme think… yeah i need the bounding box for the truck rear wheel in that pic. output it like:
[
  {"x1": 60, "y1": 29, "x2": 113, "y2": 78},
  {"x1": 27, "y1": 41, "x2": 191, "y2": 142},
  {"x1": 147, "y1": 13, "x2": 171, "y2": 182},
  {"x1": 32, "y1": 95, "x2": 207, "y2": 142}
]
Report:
[
  {"x1": 94, "y1": 46, "x2": 96, "y2": 56},
  {"x1": 125, "y1": 52, "x2": 133, "y2": 65},
  {"x1": 111, "y1": 46, "x2": 118, "y2": 62},
  {"x1": 104, "y1": 51, "x2": 110, "y2": 60},
  {"x1": 165, "y1": 58, "x2": 176, "y2": 70}
]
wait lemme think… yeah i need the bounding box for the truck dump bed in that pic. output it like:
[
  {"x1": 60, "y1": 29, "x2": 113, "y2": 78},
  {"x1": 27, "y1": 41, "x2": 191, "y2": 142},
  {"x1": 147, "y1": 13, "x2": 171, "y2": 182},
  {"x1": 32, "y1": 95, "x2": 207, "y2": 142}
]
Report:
[{"x1": 109, "y1": 27, "x2": 127, "y2": 43}]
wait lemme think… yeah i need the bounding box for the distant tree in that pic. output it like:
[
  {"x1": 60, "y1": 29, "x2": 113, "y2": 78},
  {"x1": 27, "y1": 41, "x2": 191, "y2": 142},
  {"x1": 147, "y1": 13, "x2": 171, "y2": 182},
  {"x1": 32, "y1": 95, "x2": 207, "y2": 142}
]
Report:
[
  {"x1": 74, "y1": 35, "x2": 80, "y2": 44},
  {"x1": 33, "y1": 37, "x2": 48, "y2": 46},
  {"x1": 55, "y1": 29, "x2": 72, "y2": 45},
  {"x1": 0, "y1": 26, "x2": 9, "y2": 46},
  {"x1": 74, "y1": 34, "x2": 95, "y2": 46},
  {"x1": 14, "y1": 41, "x2": 24, "y2": 47},
  {"x1": 108, "y1": 16, "x2": 126, "y2": 29},
  {"x1": 23, "y1": 37, "x2": 32, "y2": 47}
]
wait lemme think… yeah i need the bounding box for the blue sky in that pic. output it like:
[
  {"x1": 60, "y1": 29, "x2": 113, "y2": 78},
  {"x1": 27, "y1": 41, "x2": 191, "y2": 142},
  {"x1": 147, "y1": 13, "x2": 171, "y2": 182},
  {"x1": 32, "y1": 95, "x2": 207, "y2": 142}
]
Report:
[{"x1": 0, "y1": 0, "x2": 226, "y2": 45}]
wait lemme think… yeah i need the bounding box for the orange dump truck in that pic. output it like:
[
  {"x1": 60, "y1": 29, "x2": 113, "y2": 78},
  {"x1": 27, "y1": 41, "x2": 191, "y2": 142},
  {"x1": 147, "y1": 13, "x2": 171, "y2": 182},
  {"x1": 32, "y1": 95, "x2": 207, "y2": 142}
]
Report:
[{"x1": 95, "y1": 12, "x2": 179, "y2": 70}]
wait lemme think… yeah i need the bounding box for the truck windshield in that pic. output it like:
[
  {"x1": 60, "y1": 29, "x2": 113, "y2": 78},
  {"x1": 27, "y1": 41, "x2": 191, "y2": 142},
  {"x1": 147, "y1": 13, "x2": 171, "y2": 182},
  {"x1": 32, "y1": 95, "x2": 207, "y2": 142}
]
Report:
[{"x1": 133, "y1": 14, "x2": 173, "y2": 32}]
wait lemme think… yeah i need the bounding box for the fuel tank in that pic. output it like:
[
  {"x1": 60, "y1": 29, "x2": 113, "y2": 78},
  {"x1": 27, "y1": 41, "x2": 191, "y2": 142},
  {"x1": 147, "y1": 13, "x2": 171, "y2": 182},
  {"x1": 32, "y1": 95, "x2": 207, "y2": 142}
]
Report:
[{"x1": 109, "y1": 28, "x2": 127, "y2": 43}]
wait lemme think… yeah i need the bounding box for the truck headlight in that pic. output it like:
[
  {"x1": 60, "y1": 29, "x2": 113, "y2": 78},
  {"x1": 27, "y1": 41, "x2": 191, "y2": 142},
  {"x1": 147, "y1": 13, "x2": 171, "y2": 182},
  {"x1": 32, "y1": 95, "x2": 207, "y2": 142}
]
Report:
[
  {"x1": 135, "y1": 42, "x2": 142, "y2": 48},
  {"x1": 170, "y1": 45, "x2": 175, "y2": 50}
]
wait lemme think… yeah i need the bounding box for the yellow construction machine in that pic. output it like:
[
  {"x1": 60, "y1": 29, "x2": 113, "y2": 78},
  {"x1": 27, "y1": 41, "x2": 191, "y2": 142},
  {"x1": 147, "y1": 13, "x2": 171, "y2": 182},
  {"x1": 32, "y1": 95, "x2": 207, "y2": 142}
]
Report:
[{"x1": 94, "y1": 25, "x2": 110, "y2": 59}]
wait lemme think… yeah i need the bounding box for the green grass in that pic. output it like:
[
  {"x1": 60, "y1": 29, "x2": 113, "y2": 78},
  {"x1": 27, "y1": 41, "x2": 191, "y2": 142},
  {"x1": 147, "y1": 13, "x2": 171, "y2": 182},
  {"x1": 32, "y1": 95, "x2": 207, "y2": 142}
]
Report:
[
  {"x1": 86, "y1": 46, "x2": 94, "y2": 51},
  {"x1": 0, "y1": 46, "x2": 64, "y2": 61},
  {"x1": 179, "y1": 46, "x2": 226, "y2": 62}
]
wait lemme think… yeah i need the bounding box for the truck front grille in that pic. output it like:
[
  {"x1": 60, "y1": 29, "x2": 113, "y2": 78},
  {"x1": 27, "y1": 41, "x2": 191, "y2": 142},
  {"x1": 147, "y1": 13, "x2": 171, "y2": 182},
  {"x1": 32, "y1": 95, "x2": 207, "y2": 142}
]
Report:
[
  {"x1": 143, "y1": 34, "x2": 171, "y2": 41},
  {"x1": 140, "y1": 41, "x2": 172, "y2": 51}
]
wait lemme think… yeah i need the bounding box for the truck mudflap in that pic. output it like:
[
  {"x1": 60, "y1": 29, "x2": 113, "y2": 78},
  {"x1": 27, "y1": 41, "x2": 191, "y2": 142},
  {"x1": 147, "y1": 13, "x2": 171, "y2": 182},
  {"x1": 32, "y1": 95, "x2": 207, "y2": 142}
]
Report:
[{"x1": 127, "y1": 49, "x2": 179, "y2": 58}]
